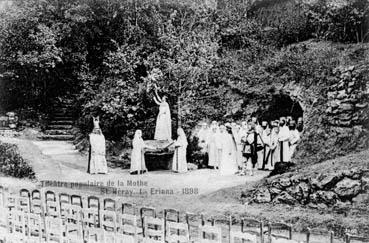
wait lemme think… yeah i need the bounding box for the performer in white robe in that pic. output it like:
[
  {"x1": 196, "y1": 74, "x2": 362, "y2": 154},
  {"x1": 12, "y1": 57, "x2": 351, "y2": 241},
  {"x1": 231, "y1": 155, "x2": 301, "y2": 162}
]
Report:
[
  {"x1": 130, "y1": 130, "x2": 155, "y2": 174},
  {"x1": 172, "y1": 128, "x2": 188, "y2": 173},
  {"x1": 268, "y1": 123, "x2": 280, "y2": 170},
  {"x1": 219, "y1": 125, "x2": 238, "y2": 176},
  {"x1": 153, "y1": 86, "x2": 172, "y2": 141},
  {"x1": 217, "y1": 125, "x2": 226, "y2": 169},
  {"x1": 234, "y1": 125, "x2": 244, "y2": 168},
  {"x1": 288, "y1": 121, "x2": 301, "y2": 161},
  {"x1": 278, "y1": 117, "x2": 290, "y2": 163},
  {"x1": 207, "y1": 125, "x2": 221, "y2": 169},
  {"x1": 88, "y1": 117, "x2": 108, "y2": 174}
]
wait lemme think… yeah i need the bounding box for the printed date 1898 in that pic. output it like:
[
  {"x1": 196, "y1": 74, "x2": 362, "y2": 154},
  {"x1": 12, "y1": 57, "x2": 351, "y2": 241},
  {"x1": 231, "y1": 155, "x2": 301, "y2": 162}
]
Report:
[{"x1": 182, "y1": 187, "x2": 199, "y2": 194}]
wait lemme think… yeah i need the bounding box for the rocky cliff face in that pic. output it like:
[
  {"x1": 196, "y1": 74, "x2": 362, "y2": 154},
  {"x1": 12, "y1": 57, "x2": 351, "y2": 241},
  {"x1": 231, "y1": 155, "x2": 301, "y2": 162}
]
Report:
[
  {"x1": 326, "y1": 66, "x2": 369, "y2": 128},
  {"x1": 293, "y1": 63, "x2": 369, "y2": 165}
]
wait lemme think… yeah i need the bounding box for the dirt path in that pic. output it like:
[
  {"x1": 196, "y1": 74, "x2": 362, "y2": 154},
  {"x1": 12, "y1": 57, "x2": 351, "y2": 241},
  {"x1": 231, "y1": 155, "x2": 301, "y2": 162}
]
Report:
[{"x1": 0, "y1": 137, "x2": 268, "y2": 201}]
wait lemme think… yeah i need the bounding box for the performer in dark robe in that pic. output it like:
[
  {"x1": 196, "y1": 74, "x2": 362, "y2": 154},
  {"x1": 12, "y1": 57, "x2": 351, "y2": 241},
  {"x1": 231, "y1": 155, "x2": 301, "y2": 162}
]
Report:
[{"x1": 241, "y1": 123, "x2": 264, "y2": 176}]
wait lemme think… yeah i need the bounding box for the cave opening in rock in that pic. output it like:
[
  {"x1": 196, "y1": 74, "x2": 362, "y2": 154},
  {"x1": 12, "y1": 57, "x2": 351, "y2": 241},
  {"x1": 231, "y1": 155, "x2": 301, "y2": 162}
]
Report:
[{"x1": 260, "y1": 94, "x2": 303, "y2": 122}]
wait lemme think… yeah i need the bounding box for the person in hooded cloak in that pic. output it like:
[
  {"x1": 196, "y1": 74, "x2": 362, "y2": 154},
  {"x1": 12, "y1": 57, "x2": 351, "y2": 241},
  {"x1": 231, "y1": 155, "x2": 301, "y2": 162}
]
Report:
[
  {"x1": 172, "y1": 128, "x2": 188, "y2": 173},
  {"x1": 130, "y1": 130, "x2": 155, "y2": 174},
  {"x1": 88, "y1": 117, "x2": 108, "y2": 174}
]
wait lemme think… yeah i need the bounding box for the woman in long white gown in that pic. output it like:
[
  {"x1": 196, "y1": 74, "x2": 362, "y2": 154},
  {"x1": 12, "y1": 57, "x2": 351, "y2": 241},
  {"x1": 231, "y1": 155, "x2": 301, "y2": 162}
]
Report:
[
  {"x1": 269, "y1": 124, "x2": 280, "y2": 169},
  {"x1": 288, "y1": 121, "x2": 301, "y2": 161},
  {"x1": 153, "y1": 86, "x2": 172, "y2": 141},
  {"x1": 233, "y1": 125, "x2": 244, "y2": 169},
  {"x1": 172, "y1": 128, "x2": 188, "y2": 173},
  {"x1": 130, "y1": 130, "x2": 155, "y2": 174},
  {"x1": 219, "y1": 125, "x2": 238, "y2": 176},
  {"x1": 88, "y1": 117, "x2": 108, "y2": 174},
  {"x1": 207, "y1": 125, "x2": 221, "y2": 169}
]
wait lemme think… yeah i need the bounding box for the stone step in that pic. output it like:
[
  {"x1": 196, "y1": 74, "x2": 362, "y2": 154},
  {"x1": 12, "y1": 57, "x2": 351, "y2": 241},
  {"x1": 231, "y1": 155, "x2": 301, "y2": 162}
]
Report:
[
  {"x1": 44, "y1": 129, "x2": 73, "y2": 135},
  {"x1": 39, "y1": 135, "x2": 74, "y2": 141},
  {"x1": 52, "y1": 111, "x2": 73, "y2": 116},
  {"x1": 49, "y1": 120, "x2": 74, "y2": 125},
  {"x1": 47, "y1": 124, "x2": 73, "y2": 130},
  {"x1": 50, "y1": 116, "x2": 73, "y2": 120}
]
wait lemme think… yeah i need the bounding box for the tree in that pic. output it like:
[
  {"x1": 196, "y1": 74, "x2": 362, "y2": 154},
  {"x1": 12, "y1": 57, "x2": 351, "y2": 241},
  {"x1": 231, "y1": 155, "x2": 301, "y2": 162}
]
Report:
[{"x1": 144, "y1": 6, "x2": 219, "y2": 130}]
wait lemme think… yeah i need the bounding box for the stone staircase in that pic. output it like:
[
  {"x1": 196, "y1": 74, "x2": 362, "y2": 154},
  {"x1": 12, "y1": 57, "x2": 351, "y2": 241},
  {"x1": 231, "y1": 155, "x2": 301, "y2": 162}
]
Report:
[{"x1": 39, "y1": 100, "x2": 75, "y2": 141}]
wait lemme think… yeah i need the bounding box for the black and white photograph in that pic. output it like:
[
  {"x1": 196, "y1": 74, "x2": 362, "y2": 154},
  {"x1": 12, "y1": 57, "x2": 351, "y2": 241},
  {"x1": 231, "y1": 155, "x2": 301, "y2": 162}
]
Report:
[{"x1": 0, "y1": 0, "x2": 368, "y2": 242}]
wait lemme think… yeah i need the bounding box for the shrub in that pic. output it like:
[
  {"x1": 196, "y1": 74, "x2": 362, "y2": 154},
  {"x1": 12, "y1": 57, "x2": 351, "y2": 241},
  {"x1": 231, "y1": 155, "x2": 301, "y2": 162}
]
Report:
[{"x1": 0, "y1": 141, "x2": 35, "y2": 179}]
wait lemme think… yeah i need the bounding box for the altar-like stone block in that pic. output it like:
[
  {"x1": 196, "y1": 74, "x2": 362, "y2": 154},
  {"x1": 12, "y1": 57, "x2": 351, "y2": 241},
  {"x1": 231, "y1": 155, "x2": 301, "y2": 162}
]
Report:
[{"x1": 144, "y1": 140, "x2": 174, "y2": 171}]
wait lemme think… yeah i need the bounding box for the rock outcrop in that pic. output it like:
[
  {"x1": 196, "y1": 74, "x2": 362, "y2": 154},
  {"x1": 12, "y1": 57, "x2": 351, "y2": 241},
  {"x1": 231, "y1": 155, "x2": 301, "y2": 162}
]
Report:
[
  {"x1": 326, "y1": 66, "x2": 369, "y2": 128},
  {"x1": 246, "y1": 165, "x2": 369, "y2": 209},
  {"x1": 292, "y1": 63, "x2": 369, "y2": 166}
]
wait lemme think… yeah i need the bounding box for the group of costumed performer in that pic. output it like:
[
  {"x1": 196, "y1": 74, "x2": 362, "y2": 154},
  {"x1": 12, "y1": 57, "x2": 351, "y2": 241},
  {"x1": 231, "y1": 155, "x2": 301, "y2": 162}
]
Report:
[
  {"x1": 88, "y1": 80, "x2": 301, "y2": 177},
  {"x1": 196, "y1": 116, "x2": 302, "y2": 176}
]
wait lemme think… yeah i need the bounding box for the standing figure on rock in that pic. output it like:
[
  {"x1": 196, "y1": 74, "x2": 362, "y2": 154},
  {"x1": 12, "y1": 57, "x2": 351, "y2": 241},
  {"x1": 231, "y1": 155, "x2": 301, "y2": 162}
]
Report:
[
  {"x1": 88, "y1": 116, "x2": 108, "y2": 174},
  {"x1": 172, "y1": 128, "x2": 188, "y2": 173},
  {"x1": 153, "y1": 85, "x2": 172, "y2": 141},
  {"x1": 130, "y1": 130, "x2": 155, "y2": 175},
  {"x1": 219, "y1": 124, "x2": 238, "y2": 176}
]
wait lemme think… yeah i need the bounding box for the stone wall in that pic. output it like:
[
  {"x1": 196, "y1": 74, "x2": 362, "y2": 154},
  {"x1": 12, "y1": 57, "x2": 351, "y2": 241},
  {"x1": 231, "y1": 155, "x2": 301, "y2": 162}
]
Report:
[
  {"x1": 326, "y1": 65, "x2": 369, "y2": 128},
  {"x1": 291, "y1": 63, "x2": 369, "y2": 166}
]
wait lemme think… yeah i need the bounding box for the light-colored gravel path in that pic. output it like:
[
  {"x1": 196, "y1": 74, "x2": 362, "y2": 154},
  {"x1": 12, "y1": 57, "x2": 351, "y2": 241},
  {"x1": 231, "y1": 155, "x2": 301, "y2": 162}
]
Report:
[{"x1": 0, "y1": 137, "x2": 268, "y2": 196}]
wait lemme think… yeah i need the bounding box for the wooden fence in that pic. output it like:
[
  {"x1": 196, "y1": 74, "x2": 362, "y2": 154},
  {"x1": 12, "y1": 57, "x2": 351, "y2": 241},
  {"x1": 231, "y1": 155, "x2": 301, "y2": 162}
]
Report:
[{"x1": 0, "y1": 186, "x2": 368, "y2": 243}]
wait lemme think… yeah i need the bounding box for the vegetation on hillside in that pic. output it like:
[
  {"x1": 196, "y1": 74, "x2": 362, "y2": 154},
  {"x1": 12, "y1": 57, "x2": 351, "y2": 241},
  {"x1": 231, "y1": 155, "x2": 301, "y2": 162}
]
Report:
[
  {"x1": 0, "y1": 0, "x2": 368, "y2": 161},
  {"x1": 0, "y1": 141, "x2": 35, "y2": 179}
]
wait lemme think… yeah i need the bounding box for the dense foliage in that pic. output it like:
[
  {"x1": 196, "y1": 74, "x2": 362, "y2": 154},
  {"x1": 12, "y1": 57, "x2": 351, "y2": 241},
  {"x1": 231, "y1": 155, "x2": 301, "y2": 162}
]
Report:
[
  {"x1": 0, "y1": 141, "x2": 35, "y2": 179},
  {"x1": 0, "y1": 0, "x2": 368, "y2": 146}
]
